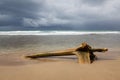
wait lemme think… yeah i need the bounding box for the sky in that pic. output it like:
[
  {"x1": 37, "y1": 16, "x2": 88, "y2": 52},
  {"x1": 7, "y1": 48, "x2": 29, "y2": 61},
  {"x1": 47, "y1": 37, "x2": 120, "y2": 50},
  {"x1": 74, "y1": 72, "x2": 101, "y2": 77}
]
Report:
[{"x1": 0, "y1": 0, "x2": 120, "y2": 31}]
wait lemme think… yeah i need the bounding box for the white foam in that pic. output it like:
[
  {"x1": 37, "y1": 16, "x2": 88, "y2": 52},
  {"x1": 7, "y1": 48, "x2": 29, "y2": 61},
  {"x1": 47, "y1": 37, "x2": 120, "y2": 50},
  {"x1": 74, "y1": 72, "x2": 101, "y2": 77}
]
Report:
[{"x1": 0, "y1": 31, "x2": 120, "y2": 35}]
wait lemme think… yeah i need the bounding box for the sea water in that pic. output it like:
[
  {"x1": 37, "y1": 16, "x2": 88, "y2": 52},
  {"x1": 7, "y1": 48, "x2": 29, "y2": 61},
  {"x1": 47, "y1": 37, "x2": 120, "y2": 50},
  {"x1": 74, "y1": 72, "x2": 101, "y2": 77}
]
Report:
[
  {"x1": 0, "y1": 30, "x2": 119, "y2": 35},
  {"x1": 0, "y1": 30, "x2": 120, "y2": 54}
]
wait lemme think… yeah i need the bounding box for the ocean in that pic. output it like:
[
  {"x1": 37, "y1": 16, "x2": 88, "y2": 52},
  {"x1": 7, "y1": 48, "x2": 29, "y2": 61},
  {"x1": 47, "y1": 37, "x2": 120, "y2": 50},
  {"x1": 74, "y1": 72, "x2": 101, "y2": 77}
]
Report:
[
  {"x1": 0, "y1": 30, "x2": 120, "y2": 55},
  {"x1": 0, "y1": 30, "x2": 119, "y2": 35}
]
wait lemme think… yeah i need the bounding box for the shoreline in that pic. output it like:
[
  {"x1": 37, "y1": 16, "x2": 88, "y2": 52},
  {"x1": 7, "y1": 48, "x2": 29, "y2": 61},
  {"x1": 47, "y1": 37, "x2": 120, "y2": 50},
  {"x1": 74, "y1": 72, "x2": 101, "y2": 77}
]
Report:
[{"x1": 0, "y1": 35, "x2": 120, "y2": 80}]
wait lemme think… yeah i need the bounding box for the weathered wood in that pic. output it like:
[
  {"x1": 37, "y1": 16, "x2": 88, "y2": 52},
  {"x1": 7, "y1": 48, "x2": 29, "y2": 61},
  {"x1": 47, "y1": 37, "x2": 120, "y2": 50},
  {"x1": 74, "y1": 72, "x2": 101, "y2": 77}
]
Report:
[
  {"x1": 26, "y1": 52, "x2": 74, "y2": 58},
  {"x1": 73, "y1": 51, "x2": 90, "y2": 64},
  {"x1": 91, "y1": 48, "x2": 108, "y2": 52},
  {"x1": 25, "y1": 42, "x2": 108, "y2": 63}
]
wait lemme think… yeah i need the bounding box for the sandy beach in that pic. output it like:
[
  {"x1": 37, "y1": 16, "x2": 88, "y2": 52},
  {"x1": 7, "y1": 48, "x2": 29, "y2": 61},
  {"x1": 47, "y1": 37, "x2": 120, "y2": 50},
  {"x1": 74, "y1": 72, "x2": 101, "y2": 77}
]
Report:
[
  {"x1": 0, "y1": 51, "x2": 120, "y2": 80},
  {"x1": 0, "y1": 35, "x2": 120, "y2": 80}
]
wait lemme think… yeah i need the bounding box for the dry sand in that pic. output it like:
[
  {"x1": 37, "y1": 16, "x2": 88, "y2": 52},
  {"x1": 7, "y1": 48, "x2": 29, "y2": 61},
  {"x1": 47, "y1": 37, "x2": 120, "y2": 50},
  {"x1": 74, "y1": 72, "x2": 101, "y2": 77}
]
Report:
[{"x1": 0, "y1": 50, "x2": 120, "y2": 80}]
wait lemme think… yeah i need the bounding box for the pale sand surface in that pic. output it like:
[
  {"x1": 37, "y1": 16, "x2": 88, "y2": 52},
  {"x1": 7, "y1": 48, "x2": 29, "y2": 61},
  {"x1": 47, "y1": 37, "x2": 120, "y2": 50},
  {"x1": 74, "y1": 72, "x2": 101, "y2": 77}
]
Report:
[{"x1": 0, "y1": 51, "x2": 120, "y2": 80}]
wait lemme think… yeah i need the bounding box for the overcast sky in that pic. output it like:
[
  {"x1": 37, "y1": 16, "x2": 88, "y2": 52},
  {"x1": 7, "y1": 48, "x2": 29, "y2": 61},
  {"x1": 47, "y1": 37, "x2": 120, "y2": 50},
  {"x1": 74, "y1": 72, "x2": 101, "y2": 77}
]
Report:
[{"x1": 0, "y1": 0, "x2": 120, "y2": 31}]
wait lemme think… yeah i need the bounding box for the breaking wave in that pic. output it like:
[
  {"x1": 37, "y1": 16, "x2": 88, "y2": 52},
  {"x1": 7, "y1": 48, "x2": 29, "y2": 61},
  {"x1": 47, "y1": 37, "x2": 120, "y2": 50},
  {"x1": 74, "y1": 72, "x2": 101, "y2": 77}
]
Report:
[{"x1": 0, "y1": 31, "x2": 120, "y2": 35}]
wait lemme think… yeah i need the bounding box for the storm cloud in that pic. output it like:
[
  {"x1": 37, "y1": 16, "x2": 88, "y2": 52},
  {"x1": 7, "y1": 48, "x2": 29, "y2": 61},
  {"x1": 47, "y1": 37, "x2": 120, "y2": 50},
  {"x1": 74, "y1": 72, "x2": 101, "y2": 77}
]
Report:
[{"x1": 0, "y1": 0, "x2": 120, "y2": 30}]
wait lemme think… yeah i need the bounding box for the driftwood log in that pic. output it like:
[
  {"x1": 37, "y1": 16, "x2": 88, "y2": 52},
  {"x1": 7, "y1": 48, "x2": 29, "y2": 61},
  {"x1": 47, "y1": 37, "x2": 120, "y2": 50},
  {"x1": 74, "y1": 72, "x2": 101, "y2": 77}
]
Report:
[{"x1": 26, "y1": 42, "x2": 108, "y2": 64}]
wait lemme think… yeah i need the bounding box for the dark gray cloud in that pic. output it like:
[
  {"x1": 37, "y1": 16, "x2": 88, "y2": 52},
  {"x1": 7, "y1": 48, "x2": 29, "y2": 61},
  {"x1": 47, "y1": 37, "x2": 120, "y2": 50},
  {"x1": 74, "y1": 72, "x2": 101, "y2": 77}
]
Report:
[
  {"x1": 81, "y1": 0, "x2": 107, "y2": 6},
  {"x1": 0, "y1": 0, "x2": 42, "y2": 17},
  {"x1": 0, "y1": 0, "x2": 120, "y2": 31},
  {"x1": 0, "y1": 0, "x2": 43, "y2": 27}
]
